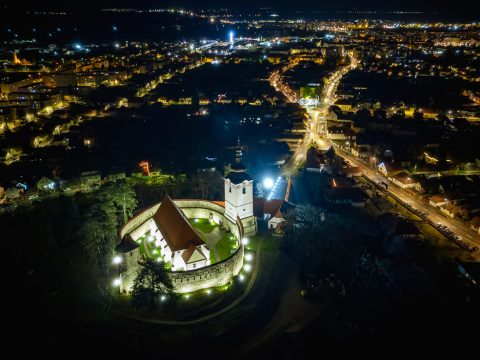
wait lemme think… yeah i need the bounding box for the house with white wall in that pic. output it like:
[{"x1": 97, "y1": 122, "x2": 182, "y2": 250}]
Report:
[{"x1": 152, "y1": 195, "x2": 210, "y2": 271}]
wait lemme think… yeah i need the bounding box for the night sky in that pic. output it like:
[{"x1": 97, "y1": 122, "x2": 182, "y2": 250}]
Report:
[{"x1": 1, "y1": 0, "x2": 475, "y2": 14}]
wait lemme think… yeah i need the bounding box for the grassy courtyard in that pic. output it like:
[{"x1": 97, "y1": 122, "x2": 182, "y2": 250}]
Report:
[
  {"x1": 188, "y1": 218, "x2": 217, "y2": 233},
  {"x1": 215, "y1": 233, "x2": 239, "y2": 261},
  {"x1": 190, "y1": 219, "x2": 239, "y2": 263},
  {"x1": 137, "y1": 218, "x2": 239, "y2": 266}
]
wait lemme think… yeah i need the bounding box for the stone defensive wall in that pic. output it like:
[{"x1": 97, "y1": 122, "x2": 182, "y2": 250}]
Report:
[{"x1": 119, "y1": 199, "x2": 245, "y2": 293}]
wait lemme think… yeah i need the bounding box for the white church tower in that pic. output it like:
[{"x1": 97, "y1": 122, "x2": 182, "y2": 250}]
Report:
[{"x1": 224, "y1": 140, "x2": 257, "y2": 236}]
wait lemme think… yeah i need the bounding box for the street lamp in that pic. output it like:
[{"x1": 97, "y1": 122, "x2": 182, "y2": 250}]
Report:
[{"x1": 263, "y1": 177, "x2": 274, "y2": 189}]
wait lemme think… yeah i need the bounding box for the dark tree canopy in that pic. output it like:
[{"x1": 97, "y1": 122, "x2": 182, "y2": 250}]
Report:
[{"x1": 131, "y1": 259, "x2": 174, "y2": 309}]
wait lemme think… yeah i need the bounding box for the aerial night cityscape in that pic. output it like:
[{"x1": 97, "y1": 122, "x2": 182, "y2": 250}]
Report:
[{"x1": 2, "y1": 0, "x2": 480, "y2": 357}]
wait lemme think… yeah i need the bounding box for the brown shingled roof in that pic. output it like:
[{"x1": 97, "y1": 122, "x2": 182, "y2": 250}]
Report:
[
  {"x1": 115, "y1": 233, "x2": 139, "y2": 253},
  {"x1": 153, "y1": 194, "x2": 205, "y2": 252},
  {"x1": 182, "y1": 243, "x2": 207, "y2": 264}
]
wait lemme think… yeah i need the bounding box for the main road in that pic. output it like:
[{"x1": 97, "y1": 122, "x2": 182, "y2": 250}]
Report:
[
  {"x1": 335, "y1": 145, "x2": 480, "y2": 249},
  {"x1": 272, "y1": 53, "x2": 480, "y2": 251},
  {"x1": 270, "y1": 55, "x2": 358, "y2": 176}
]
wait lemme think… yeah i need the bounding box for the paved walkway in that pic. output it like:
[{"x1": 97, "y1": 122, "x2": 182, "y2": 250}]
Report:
[{"x1": 200, "y1": 226, "x2": 224, "y2": 262}]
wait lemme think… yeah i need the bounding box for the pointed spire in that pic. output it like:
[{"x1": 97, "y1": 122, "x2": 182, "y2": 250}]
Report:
[{"x1": 235, "y1": 136, "x2": 243, "y2": 163}]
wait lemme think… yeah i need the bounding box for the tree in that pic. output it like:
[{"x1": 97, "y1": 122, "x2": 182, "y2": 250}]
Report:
[
  {"x1": 131, "y1": 259, "x2": 174, "y2": 309},
  {"x1": 77, "y1": 181, "x2": 138, "y2": 270},
  {"x1": 190, "y1": 171, "x2": 224, "y2": 200}
]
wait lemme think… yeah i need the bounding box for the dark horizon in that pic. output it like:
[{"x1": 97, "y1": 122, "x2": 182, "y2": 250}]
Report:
[
  {"x1": 2, "y1": 1, "x2": 478, "y2": 23},
  {"x1": 2, "y1": 0, "x2": 477, "y2": 14}
]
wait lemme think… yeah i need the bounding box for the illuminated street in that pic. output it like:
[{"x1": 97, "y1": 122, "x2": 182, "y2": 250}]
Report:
[
  {"x1": 3, "y1": 3, "x2": 480, "y2": 358},
  {"x1": 335, "y1": 145, "x2": 480, "y2": 249}
]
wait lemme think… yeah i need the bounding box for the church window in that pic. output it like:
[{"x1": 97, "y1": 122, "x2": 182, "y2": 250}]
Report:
[
  {"x1": 242, "y1": 187, "x2": 246, "y2": 194},
  {"x1": 229, "y1": 187, "x2": 231, "y2": 193}
]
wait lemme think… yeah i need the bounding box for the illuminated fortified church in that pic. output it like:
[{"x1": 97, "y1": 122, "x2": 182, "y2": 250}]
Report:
[{"x1": 115, "y1": 146, "x2": 257, "y2": 294}]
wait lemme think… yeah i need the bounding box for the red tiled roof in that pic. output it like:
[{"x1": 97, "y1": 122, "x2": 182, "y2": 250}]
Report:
[
  {"x1": 263, "y1": 199, "x2": 285, "y2": 219},
  {"x1": 153, "y1": 194, "x2": 205, "y2": 252},
  {"x1": 253, "y1": 198, "x2": 294, "y2": 219}
]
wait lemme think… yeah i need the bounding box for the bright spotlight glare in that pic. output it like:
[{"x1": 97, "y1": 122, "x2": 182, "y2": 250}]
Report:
[
  {"x1": 244, "y1": 264, "x2": 252, "y2": 272},
  {"x1": 242, "y1": 238, "x2": 249, "y2": 245},
  {"x1": 113, "y1": 278, "x2": 121, "y2": 287},
  {"x1": 112, "y1": 256, "x2": 122, "y2": 264},
  {"x1": 263, "y1": 177, "x2": 274, "y2": 189},
  {"x1": 245, "y1": 253, "x2": 253, "y2": 262}
]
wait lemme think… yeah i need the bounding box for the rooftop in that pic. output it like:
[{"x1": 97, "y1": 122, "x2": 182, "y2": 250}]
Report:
[
  {"x1": 153, "y1": 194, "x2": 205, "y2": 252},
  {"x1": 225, "y1": 171, "x2": 252, "y2": 184}
]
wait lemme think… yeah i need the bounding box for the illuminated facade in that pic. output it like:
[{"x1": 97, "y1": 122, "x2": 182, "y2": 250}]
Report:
[
  {"x1": 224, "y1": 143, "x2": 257, "y2": 236},
  {"x1": 116, "y1": 199, "x2": 245, "y2": 294}
]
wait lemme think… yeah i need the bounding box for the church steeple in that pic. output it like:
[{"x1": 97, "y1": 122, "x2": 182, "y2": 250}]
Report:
[
  {"x1": 235, "y1": 136, "x2": 243, "y2": 164},
  {"x1": 230, "y1": 136, "x2": 247, "y2": 174},
  {"x1": 224, "y1": 138, "x2": 254, "y2": 223}
]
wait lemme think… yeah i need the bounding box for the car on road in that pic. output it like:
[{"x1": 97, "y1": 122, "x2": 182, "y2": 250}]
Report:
[{"x1": 436, "y1": 223, "x2": 447, "y2": 230}]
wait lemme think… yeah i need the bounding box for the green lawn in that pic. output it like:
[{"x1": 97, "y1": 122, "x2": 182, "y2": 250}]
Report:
[
  {"x1": 245, "y1": 234, "x2": 265, "y2": 251},
  {"x1": 189, "y1": 218, "x2": 217, "y2": 233},
  {"x1": 137, "y1": 235, "x2": 150, "y2": 257},
  {"x1": 216, "y1": 233, "x2": 238, "y2": 261},
  {"x1": 138, "y1": 235, "x2": 163, "y2": 260}
]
